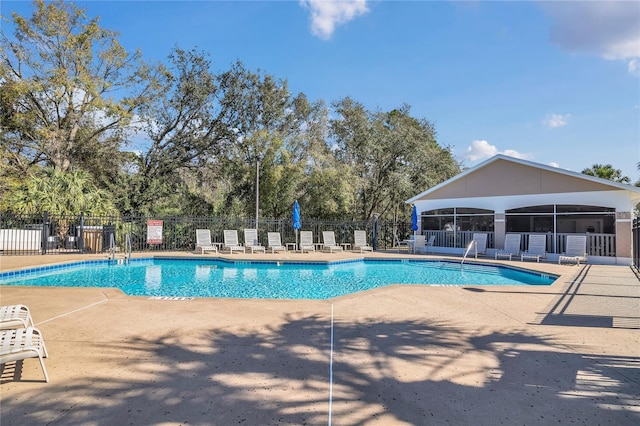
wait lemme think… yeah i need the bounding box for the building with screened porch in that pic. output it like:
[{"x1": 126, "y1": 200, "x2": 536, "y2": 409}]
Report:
[{"x1": 406, "y1": 155, "x2": 640, "y2": 265}]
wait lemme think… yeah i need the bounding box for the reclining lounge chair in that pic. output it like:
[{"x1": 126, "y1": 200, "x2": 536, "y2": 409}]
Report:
[
  {"x1": 424, "y1": 235, "x2": 436, "y2": 254},
  {"x1": 267, "y1": 232, "x2": 287, "y2": 253},
  {"x1": 1, "y1": 327, "x2": 49, "y2": 382},
  {"x1": 223, "y1": 230, "x2": 246, "y2": 254},
  {"x1": 470, "y1": 233, "x2": 488, "y2": 258},
  {"x1": 195, "y1": 229, "x2": 218, "y2": 254},
  {"x1": 495, "y1": 234, "x2": 521, "y2": 261},
  {"x1": 322, "y1": 231, "x2": 343, "y2": 253},
  {"x1": 299, "y1": 231, "x2": 315, "y2": 253},
  {"x1": 558, "y1": 235, "x2": 588, "y2": 265},
  {"x1": 0, "y1": 304, "x2": 34, "y2": 330},
  {"x1": 521, "y1": 234, "x2": 547, "y2": 262},
  {"x1": 409, "y1": 235, "x2": 426, "y2": 254},
  {"x1": 244, "y1": 229, "x2": 266, "y2": 253},
  {"x1": 353, "y1": 230, "x2": 373, "y2": 253}
]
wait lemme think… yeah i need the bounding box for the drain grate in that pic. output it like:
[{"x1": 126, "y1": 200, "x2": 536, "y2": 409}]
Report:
[{"x1": 148, "y1": 296, "x2": 194, "y2": 301}]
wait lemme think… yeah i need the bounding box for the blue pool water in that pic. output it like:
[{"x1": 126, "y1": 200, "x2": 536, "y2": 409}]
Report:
[{"x1": 0, "y1": 258, "x2": 556, "y2": 300}]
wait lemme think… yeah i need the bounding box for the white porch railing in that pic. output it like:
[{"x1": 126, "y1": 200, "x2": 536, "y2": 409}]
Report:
[
  {"x1": 556, "y1": 233, "x2": 616, "y2": 257},
  {"x1": 423, "y1": 230, "x2": 494, "y2": 249},
  {"x1": 420, "y1": 231, "x2": 616, "y2": 257}
]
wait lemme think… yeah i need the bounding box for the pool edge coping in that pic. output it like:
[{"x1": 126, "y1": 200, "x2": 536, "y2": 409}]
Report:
[{"x1": 0, "y1": 254, "x2": 560, "y2": 283}]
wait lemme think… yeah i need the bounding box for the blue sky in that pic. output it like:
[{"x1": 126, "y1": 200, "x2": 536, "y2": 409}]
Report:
[{"x1": 4, "y1": 0, "x2": 640, "y2": 182}]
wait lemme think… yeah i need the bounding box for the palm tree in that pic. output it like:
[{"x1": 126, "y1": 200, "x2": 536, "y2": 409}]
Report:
[
  {"x1": 581, "y1": 164, "x2": 630, "y2": 184},
  {"x1": 2, "y1": 167, "x2": 118, "y2": 239},
  {"x1": 3, "y1": 167, "x2": 117, "y2": 215}
]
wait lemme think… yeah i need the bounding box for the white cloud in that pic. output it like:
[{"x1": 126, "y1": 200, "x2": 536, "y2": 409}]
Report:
[
  {"x1": 463, "y1": 140, "x2": 532, "y2": 162},
  {"x1": 540, "y1": 1, "x2": 640, "y2": 74},
  {"x1": 465, "y1": 140, "x2": 498, "y2": 161},
  {"x1": 300, "y1": 0, "x2": 370, "y2": 40},
  {"x1": 502, "y1": 149, "x2": 531, "y2": 160},
  {"x1": 543, "y1": 113, "x2": 571, "y2": 128}
]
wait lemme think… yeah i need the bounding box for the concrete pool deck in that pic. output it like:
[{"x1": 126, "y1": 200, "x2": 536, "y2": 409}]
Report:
[{"x1": 0, "y1": 251, "x2": 639, "y2": 425}]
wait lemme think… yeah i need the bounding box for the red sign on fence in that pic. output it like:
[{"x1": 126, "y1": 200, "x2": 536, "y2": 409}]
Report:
[{"x1": 146, "y1": 220, "x2": 163, "y2": 244}]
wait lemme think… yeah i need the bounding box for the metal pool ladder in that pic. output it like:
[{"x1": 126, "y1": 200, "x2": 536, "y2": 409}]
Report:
[
  {"x1": 109, "y1": 233, "x2": 132, "y2": 264},
  {"x1": 461, "y1": 240, "x2": 477, "y2": 265}
]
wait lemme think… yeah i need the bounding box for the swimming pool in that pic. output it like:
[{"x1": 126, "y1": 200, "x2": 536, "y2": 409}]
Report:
[{"x1": 0, "y1": 258, "x2": 556, "y2": 300}]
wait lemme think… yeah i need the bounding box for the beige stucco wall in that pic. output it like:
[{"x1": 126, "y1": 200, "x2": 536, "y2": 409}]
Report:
[
  {"x1": 421, "y1": 159, "x2": 619, "y2": 200},
  {"x1": 615, "y1": 212, "x2": 632, "y2": 258}
]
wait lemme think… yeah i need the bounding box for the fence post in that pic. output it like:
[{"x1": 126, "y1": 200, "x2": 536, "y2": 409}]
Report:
[
  {"x1": 373, "y1": 213, "x2": 378, "y2": 251},
  {"x1": 632, "y1": 218, "x2": 635, "y2": 267},
  {"x1": 42, "y1": 211, "x2": 48, "y2": 255},
  {"x1": 78, "y1": 212, "x2": 85, "y2": 253}
]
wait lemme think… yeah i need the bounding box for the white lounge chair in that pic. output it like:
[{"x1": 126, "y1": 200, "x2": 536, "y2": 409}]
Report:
[
  {"x1": 0, "y1": 304, "x2": 34, "y2": 330},
  {"x1": 299, "y1": 231, "x2": 315, "y2": 253},
  {"x1": 195, "y1": 229, "x2": 218, "y2": 254},
  {"x1": 267, "y1": 232, "x2": 287, "y2": 253},
  {"x1": 243, "y1": 229, "x2": 266, "y2": 253},
  {"x1": 409, "y1": 235, "x2": 426, "y2": 254},
  {"x1": 495, "y1": 234, "x2": 522, "y2": 261},
  {"x1": 559, "y1": 235, "x2": 588, "y2": 265},
  {"x1": 1, "y1": 327, "x2": 49, "y2": 382},
  {"x1": 397, "y1": 236, "x2": 411, "y2": 253},
  {"x1": 471, "y1": 233, "x2": 488, "y2": 258},
  {"x1": 353, "y1": 230, "x2": 373, "y2": 253},
  {"x1": 424, "y1": 235, "x2": 436, "y2": 253},
  {"x1": 322, "y1": 231, "x2": 343, "y2": 253},
  {"x1": 223, "y1": 230, "x2": 246, "y2": 254},
  {"x1": 521, "y1": 234, "x2": 547, "y2": 262}
]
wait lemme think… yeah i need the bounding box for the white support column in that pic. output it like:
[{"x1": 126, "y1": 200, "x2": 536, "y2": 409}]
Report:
[{"x1": 495, "y1": 212, "x2": 506, "y2": 249}]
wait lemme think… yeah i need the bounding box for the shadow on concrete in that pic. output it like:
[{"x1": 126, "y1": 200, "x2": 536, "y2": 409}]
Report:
[
  {"x1": 465, "y1": 265, "x2": 640, "y2": 330},
  {"x1": 2, "y1": 314, "x2": 639, "y2": 425},
  {"x1": 538, "y1": 265, "x2": 640, "y2": 329}
]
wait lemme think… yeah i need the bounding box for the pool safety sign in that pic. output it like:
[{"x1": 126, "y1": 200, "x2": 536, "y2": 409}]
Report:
[{"x1": 146, "y1": 220, "x2": 163, "y2": 244}]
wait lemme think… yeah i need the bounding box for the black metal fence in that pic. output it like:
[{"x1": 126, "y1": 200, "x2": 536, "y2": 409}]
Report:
[
  {"x1": 0, "y1": 212, "x2": 413, "y2": 255},
  {"x1": 633, "y1": 217, "x2": 639, "y2": 269}
]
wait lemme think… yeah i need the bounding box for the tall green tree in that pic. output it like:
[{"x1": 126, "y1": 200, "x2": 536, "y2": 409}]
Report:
[
  {"x1": 331, "y1": 98, "x2": 459, "y2": 221},
  {"x1": 281, "y1": 94, "x2": 350, "y2": 219},
  {"x1": 217, "y1": 62, "x2": 301, "y2": 217},
  {"x1": 0, "y1": 0, "x2": 151, "y2": 175},
  {"x1": 581, "y1": 164, "x2": 630, "y2": 184},
  {"x1": 119, "y1": 48, "x2": 228, "y2": 215},
  {"x1": 249, "y1": 131, "x2": 304, "y2": 218}
]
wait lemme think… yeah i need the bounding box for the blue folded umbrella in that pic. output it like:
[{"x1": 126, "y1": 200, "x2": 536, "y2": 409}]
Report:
[
  {"x1": 293, "y1": 200, "x2": 301, "y2": 230},
  {"x1": 411, "y1": 205, "x2": 418, "y2": 231}
]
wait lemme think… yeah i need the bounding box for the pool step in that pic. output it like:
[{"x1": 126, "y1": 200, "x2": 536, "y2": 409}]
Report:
[{"x1": 111, "y1": 253, "x2": 130, "y2": 264}]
